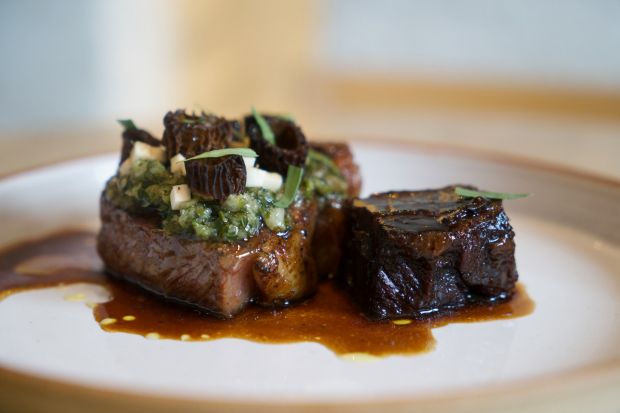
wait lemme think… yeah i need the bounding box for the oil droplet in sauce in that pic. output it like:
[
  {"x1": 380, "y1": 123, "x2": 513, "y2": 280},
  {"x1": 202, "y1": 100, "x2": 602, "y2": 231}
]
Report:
[{"x1": 0, "y1": 231, "x2": 535, "y2": 357}]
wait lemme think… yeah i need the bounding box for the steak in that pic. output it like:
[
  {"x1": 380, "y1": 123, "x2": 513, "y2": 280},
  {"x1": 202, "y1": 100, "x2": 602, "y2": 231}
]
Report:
[
  {"x1": 342, "y1": 185, "x2": 518, "y2": 320},
  {"x1": 97, "y1": 141, "x2": 361, "y2": 317},
  {"x1": 97, "y1": 197, "x2": 319, "y2": 317}
]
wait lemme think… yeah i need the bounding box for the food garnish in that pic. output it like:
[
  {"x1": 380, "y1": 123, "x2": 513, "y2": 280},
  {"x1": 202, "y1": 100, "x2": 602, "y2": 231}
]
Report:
[
  {"x1": 117, "y1": 119, "x2": 162, "y2": 164},
  {"x1": 307, "y1": 149, "x2": 341, "y2": 174},
  {"x1": 251, "y1": 106, "x2": 275, "y2": 144},
  {"x1": 455, "y1": 187, "x2": 530, "y2": 200},
  {"x1": 117, "y1": 119, "x2": 137, "y2": 130},
  {"x1": 185, "y1": 155, "x2": 247, "y2": 201},
  {"x1": 185, "y1": 148, "x2": 258, "y2": 161},
  {"x1": 275, "y1": 165, "x2": 304, "y2": 208},
  {"x1": 245, "y1": 110, "x2": 308, "y2": 175},
  {"x1": 162, "y1": 109, "x2": 233, "y2": 158}
]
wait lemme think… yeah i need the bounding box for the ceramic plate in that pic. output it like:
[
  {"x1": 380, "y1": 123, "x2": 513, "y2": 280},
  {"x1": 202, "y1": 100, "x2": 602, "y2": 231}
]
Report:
[{"x1": 0, "y1": 141, "x2": 619, "y2": 413}]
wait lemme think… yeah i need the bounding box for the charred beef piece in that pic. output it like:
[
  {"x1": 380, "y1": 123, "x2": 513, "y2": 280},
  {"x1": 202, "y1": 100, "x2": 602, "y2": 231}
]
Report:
[
  {"x1": 97, "y1": 197, "x2": 319, "y2": 317},
  {"x1": 120, "y1": 128, "x2": 162, "y2": 164},
  {"x1": 245, "y1": 115, "x2": 308, "y2": 176},
  {"x1": 309, "y1": 142, "x2": 362, "y2": 278},
  {"x1": 163, "y1": 110, "x2": 233, "y2": 159},
  {"x1": 343, "y1": 185, "x2": 518, "y2": 320}
]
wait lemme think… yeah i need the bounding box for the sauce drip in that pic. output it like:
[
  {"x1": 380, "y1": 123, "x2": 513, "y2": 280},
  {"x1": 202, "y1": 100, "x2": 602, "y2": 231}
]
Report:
[{"x1": 0, "y1": 230, "x2": 534, "y2": 356}]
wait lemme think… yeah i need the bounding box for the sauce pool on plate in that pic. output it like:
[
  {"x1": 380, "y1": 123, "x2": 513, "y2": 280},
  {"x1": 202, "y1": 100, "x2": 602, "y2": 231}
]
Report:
[{"x1": 0, "y1": 230, "x2": 534, "y2": 357}]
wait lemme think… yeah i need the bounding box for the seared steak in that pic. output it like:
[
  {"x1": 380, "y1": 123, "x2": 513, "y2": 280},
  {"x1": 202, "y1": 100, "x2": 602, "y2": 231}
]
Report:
[
  {"x1": 97, "y1": 141, "x2": 361, "y2": 317},
  {"x1": 343, "y1": 185, "x2": 518, "y2": 320},
  {"x1": 98, "y1": 197, "x2": 318, "y2": 317}
]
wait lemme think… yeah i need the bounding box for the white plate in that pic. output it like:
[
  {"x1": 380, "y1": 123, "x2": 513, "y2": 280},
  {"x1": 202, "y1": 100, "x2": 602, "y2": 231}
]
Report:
[{"x1": 0, "y1": 141, "x2": 619, "y2": 413}]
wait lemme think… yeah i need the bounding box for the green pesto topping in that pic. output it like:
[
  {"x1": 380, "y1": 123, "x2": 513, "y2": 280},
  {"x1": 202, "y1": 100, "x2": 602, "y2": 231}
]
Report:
[
  {"x1": 105, "y1": 159, "x2": 184, "y2": 213},
  {"x1": 301, "y1": 152, "x2": 348, "y2": 206},
  {"x1": 162, "y1": 189, "x2": 284, "y2": 241},
  {"x1": 307, "y1": 149, "x2": 340, "y2": 175},
  {"x1": 105, "y1": 148, "x2": 348, "y2": 242},
  {"x1": 105, "y1": 159, "x2": 285, "y2": 242}
]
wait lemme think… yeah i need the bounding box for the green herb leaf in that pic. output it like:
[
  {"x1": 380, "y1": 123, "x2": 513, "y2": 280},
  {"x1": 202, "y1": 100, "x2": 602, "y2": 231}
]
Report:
[
  {"x1": 276, "y1": 113, "x2": 296, "y2": 122},
  {"x1": 185, "y1": 148, "x2": 258, "y2": 161},
  {"x1": 275, "y1": 165, "x2": 304, "y2": 208},
  {"x1": 118, "y1": 119, "x2": 137, "y2": 131},
  {"x1": 455, "y1": 187, "x2": 530, "y2": 200},
  {"x1": 307, "y1": 149, "x2": 340, "y2": 174},
  {"x1": 252, "y1": 106, "x2": 276, "y2": 144}
]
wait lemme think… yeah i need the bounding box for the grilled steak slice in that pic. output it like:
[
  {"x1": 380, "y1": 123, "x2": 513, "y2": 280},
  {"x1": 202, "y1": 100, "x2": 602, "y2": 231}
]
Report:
[
  {"x1": 343, "y1": 185, "x2": 518, "y2": 320},
  {"x1": 97, "y1": 139, "x2": 361, "y2": 316},
  {"x1": 310, "y1": 142, "x2": 361, "y2": 278},
  {"x1": 97, "y1": 197, "x2": 318, "y2": 317}
]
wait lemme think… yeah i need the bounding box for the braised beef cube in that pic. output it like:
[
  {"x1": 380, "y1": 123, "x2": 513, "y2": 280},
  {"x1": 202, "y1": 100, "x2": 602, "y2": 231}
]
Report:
[{"x1": 343, "y1": 185, "x2": 518, "y2": 320}]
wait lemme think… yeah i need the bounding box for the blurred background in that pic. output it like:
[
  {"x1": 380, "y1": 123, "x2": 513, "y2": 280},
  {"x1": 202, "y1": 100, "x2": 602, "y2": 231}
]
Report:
[{"x1": 1, "y1": 0, "x2": 619, "y2": 177}]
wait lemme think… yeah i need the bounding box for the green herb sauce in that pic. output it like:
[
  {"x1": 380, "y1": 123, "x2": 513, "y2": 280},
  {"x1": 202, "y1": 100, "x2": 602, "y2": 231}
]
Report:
[
  {"x1": 301, "y1": 154, "x2": 348, "y2": 207},
  {"x1": 105, "y1": 155, "x2": 348, "y2": 243}
]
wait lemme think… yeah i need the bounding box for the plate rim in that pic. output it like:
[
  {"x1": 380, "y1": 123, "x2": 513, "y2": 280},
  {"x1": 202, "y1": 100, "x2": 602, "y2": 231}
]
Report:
[{"x1": 1, "y1": 138, "x2": 619, "y2": 412}]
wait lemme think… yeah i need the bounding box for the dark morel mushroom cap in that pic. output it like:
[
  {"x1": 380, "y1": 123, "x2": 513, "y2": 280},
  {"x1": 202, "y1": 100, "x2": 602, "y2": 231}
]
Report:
[
  {"x1": 245, "y1": 114, "x2": 308, "y2": 176},
  {"x1": 185, "y1": 155, "x2": 247, "y2": 201},
  {"x1": 163, "y1": 110, "x2": 233, "y2": 159},
  {"x1": 120, "y1": 128, "x2": 162, "y2": 164}
]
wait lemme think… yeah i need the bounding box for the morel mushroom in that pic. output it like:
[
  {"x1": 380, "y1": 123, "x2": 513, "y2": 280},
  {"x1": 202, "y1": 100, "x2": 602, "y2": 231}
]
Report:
[
  {"x1": 120, "y1": 128, "x2": 162, "y2": 164},
  {"x1": 245, "y1": 114, "x2": 308, "y2": 176},
  {"x1": 163, "y1": 110, "x2": 233, "y2": 159},
  {"x1": 185, "y1": 155, "x2": 247, "y2": 201}
]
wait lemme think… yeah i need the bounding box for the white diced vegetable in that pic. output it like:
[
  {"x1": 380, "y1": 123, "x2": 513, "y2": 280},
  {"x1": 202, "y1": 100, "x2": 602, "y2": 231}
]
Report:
[
  {"x1": 243, "y1": 156, "x2": 256, "y2": 170},
  {"x1": 131, "y1": 141, "x2": 166, "y2": 163},
  {"x1": 265, "y1": 208, "x2": 286, "y2": 231},
  {"x1": 119, "y1": 158, "x2": 132, "y2": 176},
  {"x1": 245, "y1": 167, "x2": 266, "y2": 188},
  {"x1": 170, "y1": 153, "x2": 187, "y2": 175},
  {"x1": 170, "y1": 184, "x2": 191, "y2": 210},
  {"x1": 262, "y1": 172, "x2": 283, "y2": 191},
  {"x1": 245, "y1": 167, "x2": 283, "y2": 192}
]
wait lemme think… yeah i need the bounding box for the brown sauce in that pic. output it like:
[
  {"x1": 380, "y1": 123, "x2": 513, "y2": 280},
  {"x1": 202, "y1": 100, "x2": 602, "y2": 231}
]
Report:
[{"x1": 0, "y1": 230, "x2": 535, "y2": 356}]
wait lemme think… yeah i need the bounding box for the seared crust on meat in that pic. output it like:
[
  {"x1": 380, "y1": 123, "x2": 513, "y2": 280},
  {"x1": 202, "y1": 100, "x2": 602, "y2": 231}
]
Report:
[
  {"x1": 253, "y1": 202, "x2": 318, "y2": 305},
  {"x1": 97, "y1": 141, "x2": 361, "y2": 316},
  {"x1": 342, "y1": 186, "x2": 518, "y2": 320},
  {"x1": 97, "y1": 197, "x2": 318, "y2": 317}
]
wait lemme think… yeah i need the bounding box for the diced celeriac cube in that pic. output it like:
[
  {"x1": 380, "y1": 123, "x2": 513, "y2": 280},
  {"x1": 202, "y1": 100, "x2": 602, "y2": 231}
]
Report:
[
  {"x1": 170, "y1": 153, "x2": 187, "y2": 175},
  {"x1": 119, "y1": 158, "x2": 132, "y2": 176},
  {"x1": 170, "y1": 184, "x2": 191, "y2": 210},
  {"x1": 245, "y1": 167, "x2": 283, "y2": 192},
  {"x1": 243, "y1": 156, "x2": 256, "y2": 170},
  {"x1": 262, "y1": 171, "x2": 283, "y2": 191},
  {"x1": 245, "y1": 167, "x2": 266, "y2": 188},
  {"x1": 265, "y1": 207, "x2": 286, "y2": 231},
  {"x1": 130, "y1": 141, "x2": 166, "y2": 163}
]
